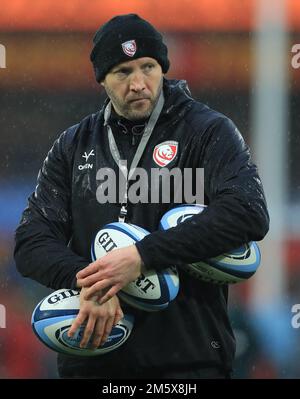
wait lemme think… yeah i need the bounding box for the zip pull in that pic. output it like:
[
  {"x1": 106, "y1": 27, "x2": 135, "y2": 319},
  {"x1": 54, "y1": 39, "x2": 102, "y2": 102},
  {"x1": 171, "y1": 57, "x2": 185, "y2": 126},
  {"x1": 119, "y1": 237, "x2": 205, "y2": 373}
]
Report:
[
  {"x1": 119, "y1": 204, "x2": 128, "y2": 223},
  {"x1": 132, "y1": 134, "x2": 136, "y2": 146},
  {"x1": 117, "y1": 120, "x2": 128, "y2": 135}
]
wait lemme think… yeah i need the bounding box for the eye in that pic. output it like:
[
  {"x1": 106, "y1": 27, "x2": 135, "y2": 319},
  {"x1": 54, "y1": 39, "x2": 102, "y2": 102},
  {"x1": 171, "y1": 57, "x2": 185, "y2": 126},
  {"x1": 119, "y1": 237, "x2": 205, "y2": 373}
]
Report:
[
  {"x1": 114, "y1": 68, "x2": 131, "y2": 78},
  {"x1": 144, "y1": 63, "x2": 155, "y2": 72}
]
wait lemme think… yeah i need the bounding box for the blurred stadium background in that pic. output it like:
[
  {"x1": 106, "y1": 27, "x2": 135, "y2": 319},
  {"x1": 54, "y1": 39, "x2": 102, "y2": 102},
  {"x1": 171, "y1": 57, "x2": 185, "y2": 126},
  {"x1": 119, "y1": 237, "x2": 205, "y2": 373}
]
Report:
[{"x1": 0, "y1": 0, "x2": 300, "y2": 378}]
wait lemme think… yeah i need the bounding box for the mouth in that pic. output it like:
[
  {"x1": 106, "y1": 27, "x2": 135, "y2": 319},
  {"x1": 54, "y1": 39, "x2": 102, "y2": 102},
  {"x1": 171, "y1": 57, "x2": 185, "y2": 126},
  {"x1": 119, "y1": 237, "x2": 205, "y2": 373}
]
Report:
[{"x1": 129, "y1": 98, "x2": 150, "y2": 104}]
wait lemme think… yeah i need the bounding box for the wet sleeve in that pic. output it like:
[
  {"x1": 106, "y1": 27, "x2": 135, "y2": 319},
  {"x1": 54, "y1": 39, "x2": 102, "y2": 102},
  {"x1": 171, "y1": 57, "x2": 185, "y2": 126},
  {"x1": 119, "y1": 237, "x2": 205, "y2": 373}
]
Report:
[
  {"x1": 135, "y1": 117, "x2": 270, "y2": 271},
  {"x1": 14, "y1": 130, "x2": 89, "y2": 289}
]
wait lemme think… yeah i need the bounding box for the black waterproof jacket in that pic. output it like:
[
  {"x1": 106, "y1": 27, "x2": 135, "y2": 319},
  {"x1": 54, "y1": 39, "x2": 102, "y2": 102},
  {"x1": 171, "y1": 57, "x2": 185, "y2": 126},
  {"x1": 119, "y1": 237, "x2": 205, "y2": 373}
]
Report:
[{"x1": 14, "y1": 79, "x2": 269, "y2": 376}]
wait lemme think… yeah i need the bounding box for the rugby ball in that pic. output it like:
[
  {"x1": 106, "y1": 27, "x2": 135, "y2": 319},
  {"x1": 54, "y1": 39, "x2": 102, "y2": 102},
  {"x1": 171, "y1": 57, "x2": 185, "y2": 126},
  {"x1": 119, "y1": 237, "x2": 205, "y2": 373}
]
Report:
[
  {"x1": 32, "y1": 289, "x2": 134, "y2": 356},
  {"x1": 91, "y1": 222, "x2": 179, "y2": 311},
  {"x1": 159, "y1": 204, "x2": 261, "y2": 284}
]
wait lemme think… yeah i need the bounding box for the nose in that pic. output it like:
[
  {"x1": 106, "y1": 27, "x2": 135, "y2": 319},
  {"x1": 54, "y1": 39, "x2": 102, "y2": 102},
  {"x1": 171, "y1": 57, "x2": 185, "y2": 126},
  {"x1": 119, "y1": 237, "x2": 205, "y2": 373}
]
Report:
[{"x1": 129, "y1": 71, "x2": 146, "y2": 92}]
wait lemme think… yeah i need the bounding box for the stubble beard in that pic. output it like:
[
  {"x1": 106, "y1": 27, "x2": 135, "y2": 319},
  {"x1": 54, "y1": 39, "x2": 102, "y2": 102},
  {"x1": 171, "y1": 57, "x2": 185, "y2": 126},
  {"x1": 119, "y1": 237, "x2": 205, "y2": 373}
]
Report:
[{"x1": 106, "y1": 80, "x2": 162, "y2": 121}]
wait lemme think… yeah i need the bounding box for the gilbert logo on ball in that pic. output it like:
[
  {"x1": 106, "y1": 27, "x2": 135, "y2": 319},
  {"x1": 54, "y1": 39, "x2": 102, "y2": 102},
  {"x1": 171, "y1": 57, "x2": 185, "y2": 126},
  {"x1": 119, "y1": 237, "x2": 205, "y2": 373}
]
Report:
[
  {"x1": 153, "y1": 141, "x2": 178, "y2": 167},
  {"x1": 92, "y1": 222, "x2": 179, "y2": 311},
  {"x1": 121, "y1": 40, "x2": 137, "y2": 57},
  {"x1": 32, "y1": 289, "x2": 134, "y2": 356}
]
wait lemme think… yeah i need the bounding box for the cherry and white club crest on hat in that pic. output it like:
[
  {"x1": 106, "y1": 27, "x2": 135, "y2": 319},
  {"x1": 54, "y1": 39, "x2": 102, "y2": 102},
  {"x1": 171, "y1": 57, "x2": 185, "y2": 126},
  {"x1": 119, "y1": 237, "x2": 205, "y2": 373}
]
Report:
[
  {"x1": 153, "y1": 141, "x2": 178, "y2": 167},
  {"x1": 121, "y1": 40, "x2": 137, "y2": 57}
]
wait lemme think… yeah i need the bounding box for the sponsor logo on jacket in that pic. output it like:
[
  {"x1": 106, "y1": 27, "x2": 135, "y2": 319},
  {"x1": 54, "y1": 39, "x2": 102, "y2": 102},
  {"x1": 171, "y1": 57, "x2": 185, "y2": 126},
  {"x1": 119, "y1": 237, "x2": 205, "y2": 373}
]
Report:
[{"x1": 78, "y1": 149, "x2": 95, "y2": 170}]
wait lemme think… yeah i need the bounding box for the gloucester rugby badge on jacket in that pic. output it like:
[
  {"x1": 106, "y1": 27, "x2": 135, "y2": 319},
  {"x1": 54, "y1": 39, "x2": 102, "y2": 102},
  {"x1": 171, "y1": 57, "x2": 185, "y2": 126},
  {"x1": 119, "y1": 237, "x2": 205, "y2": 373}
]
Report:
[{"x1": 153, "y1": 141, "x2": 178, "y2": 167}]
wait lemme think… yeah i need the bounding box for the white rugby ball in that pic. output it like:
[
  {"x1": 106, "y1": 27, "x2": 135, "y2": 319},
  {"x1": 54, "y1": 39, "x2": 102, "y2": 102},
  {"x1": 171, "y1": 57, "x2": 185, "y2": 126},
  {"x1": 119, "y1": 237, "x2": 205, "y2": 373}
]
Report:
[
  {"x1": 159, "y1": 204, "x2": 207, "y2": 230},
  {"x1": 91, "y1": 222, "x2": 179, "y2": 311},
  {"x1": 159, "y1": 204, "x2": 261, "y2": 284},
  {"x1": 32, "y1": 289, "x2": 134, "y2": 356}
]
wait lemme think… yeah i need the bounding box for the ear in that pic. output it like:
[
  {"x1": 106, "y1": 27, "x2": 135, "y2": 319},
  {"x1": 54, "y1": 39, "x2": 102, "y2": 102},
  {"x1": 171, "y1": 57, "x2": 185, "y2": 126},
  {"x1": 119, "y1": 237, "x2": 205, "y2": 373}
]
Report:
[{"x1": 100, "y1": 80, "x2": 105, "y2": 87}]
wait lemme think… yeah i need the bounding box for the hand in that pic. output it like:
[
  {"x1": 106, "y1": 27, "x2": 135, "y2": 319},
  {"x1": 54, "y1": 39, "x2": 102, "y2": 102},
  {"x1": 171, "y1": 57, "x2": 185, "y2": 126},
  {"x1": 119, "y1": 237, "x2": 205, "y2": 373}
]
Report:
[
  {"x1": 76, "y1": 245, "x2": 143, "y2": 304},
  {"x1": 67, "y1": 288, "x2": 123, "y2": 349}
]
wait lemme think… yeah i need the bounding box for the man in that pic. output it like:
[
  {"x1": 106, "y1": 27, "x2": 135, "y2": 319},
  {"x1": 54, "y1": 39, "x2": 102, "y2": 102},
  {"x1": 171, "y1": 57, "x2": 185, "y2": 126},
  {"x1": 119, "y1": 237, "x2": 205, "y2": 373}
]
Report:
[{"x1": 14, "y1": 14, "x2": 269, "y2": 379}]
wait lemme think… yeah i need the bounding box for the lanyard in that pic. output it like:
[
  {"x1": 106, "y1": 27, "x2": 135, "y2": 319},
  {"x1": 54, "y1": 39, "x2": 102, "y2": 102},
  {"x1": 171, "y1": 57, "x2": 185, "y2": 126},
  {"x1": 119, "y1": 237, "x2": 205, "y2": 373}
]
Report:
[{"x1": 104, "y1": 90, "x2": 165, "y2": 222}]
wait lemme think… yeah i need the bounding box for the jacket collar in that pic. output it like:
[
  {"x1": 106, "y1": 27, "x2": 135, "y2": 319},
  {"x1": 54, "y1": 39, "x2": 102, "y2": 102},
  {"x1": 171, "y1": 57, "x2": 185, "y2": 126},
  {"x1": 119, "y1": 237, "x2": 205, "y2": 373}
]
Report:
[{"x1": 99, "y1": 78, "x2": 193, "y2": 124}]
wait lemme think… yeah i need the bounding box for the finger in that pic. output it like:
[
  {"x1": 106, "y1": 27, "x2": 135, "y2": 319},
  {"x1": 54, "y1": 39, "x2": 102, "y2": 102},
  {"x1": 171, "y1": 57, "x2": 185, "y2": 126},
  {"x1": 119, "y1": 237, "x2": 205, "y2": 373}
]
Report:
[
  {"x1": 84, "y1": 280, "x2": 112, "y2": 300},
  {"x1": 68, "y1": 312, "x2": 87, "y2": 337},
  {"x1": 80, "y1": 315, "x2": 96, "y2": 348},
  {"x1": 77, "y1": 272, "x2": 103, "y2": 288},
  {"x1": 98, "y1": 286, "x2": 121, "y2": 305},
  {"x1": 91, "y1": 318, "x2": 106, "y2": 349},
  {"x1": 76, "y1": 262, "x2": 101, "y2": 279},
  {"x1": 113, "y1": 306, "x2": 124, "y2": 326},
  {"x1": 99, "y1": 314, "x2": 115, "y2": 347}
]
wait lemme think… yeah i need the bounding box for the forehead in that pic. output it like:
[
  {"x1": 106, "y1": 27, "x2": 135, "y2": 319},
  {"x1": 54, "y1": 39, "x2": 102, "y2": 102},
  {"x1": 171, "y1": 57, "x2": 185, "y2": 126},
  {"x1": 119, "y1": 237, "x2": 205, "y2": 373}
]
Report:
[{"x1": 111, "y1": 57, "x2": 158, "y2": 71}]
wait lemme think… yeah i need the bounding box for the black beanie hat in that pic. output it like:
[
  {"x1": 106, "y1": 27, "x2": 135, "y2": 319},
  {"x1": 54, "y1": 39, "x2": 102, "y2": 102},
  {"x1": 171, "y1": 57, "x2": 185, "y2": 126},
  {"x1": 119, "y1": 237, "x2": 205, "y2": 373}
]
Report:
[{"x1": 90, "y1": 14, "x2": 170, "y2": 82}]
